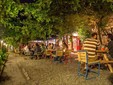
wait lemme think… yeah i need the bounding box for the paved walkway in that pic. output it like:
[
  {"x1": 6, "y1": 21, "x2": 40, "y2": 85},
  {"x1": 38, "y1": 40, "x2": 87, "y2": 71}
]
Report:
[
  {"x1": 0, "y1": 52, "x2": 112, "y2": 85},
  {"x1": 0, "y1": 53, "x2": 27, "y2": 85}
]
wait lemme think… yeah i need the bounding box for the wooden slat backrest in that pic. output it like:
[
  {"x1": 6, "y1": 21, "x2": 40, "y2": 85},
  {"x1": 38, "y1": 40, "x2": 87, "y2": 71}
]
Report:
[
  {"x1": 77, "y1": 51, "x2": 87, "y2": 63},
  {"x1": 45, "y1": 50, "x2": 51, "y2": 55},
  {"x1": 65, "y1": 50, "x2": 72, "y2": 55},
  {"x1": 56, "y1": 50, "x2": 63, "y2": 57}
]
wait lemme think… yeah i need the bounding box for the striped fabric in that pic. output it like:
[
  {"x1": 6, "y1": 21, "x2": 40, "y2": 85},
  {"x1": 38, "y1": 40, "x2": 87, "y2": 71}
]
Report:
[{"x1": 83, "y1": 38, "x2": 100, "y2": 58}]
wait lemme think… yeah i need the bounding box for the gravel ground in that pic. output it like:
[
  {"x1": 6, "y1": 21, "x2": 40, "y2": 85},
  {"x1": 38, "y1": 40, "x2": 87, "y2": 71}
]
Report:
[{"x1": 0, "y1": 53, "x2": 112, "y2": 85}]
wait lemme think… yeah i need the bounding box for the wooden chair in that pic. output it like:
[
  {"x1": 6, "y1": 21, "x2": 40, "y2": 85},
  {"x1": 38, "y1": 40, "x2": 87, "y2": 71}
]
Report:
[
  {"x1": 77, "y1": 50, "x2": 100, "y2": 80},
  {"x1": 63, "y1": 50, "x2": 72, "y2": 64},
  {"x1": 44, "y1": 49, "x2": 52, "y2": 59},
  {"x1": 53, "y1": 50, "x2": 64, "y2": 63}
]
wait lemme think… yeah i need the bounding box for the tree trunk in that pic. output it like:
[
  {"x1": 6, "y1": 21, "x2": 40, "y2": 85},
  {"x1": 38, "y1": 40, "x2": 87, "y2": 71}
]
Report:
[
  {"x1": 97, "y1": 27, "x2": 102, "y2": 44},
  {"x1": 97, "y1": 16, "x2": 104, "y2": 44}
]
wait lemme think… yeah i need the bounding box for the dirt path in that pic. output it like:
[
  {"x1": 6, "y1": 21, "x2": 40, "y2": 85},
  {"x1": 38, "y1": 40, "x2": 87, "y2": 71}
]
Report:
[
  {"x1": 0, "y1": 52, "x2": 112, "y2": 85},
  {"x1": 0, "y1": 53, "x2": 27, "y2": 85}
]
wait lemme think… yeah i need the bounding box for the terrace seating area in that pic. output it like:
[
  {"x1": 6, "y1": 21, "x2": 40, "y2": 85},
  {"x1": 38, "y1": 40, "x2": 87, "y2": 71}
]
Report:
[
  {"x1": 14, "y1": 41, "x2": 113, "y2": 81},
  {"x1": 1, "y1": 52, "x2": 113, "y2": 85},
  {"x1": 18, "y1": 42, "x2": 113, "y2": 74}
]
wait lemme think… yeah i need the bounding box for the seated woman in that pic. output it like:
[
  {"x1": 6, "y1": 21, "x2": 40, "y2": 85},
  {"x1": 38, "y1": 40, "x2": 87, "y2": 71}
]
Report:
[
  {"x1": 23, "y1": 44, "x2": 30, "y2": 55},
  {"x1": 53, "y1": 44, "x2": 64, "y2": 63}
]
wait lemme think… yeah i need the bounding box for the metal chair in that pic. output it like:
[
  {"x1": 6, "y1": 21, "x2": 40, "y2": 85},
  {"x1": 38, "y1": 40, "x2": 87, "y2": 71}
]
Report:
[{"x1": 77, "y1": 50, "x2": 100, "y2": 80}]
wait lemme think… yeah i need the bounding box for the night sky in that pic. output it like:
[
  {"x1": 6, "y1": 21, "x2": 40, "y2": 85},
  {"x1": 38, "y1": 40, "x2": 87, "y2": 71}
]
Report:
[{"x1": 20, "y1": 0, "x2": 36, "y2": 3}]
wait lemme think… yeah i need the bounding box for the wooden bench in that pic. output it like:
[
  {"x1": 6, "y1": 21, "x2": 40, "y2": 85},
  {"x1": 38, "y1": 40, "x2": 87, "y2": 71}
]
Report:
[
  {"x1": 102, "y1": 54, "x2": 113, "y2": 73},
  {"x1": 100, "y1": 60, "x2": 113, "y2": 63},
  {"x1": 96, "y1": 50, "x2": 113, "y2": 73}
]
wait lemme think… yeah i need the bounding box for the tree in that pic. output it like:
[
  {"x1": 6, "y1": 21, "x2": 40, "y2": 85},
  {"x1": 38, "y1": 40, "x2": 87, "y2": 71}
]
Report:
[
  {"x1": 50, "y1": 0, "x2": 113, "y2": 44},
  {"x1": 0, "y1": 0, "x2": 80, "y2": 46},
  {"x1": 0, "y1": 0, "x2": 113, "y2": 46},
  {"x1": 78, "y1": 0, "x2": 113, "y2": 43},
  {"x1": 0, "y1": 0, "x2": 52, "y2": 46}
]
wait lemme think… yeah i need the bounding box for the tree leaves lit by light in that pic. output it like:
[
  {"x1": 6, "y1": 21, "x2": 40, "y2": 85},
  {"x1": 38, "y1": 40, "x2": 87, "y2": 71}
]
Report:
[{"x1": 0, "y1": 0, "x2": 113, "y2": 46}]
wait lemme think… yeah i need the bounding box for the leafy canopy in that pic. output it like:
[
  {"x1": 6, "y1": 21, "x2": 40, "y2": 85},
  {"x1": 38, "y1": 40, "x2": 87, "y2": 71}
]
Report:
[
  {"x1": 0, "y1": 0, "x2": 113, "y2": 46},
  {"x1": 0, "y1": 0, "x2": 80, "y2": 46}
]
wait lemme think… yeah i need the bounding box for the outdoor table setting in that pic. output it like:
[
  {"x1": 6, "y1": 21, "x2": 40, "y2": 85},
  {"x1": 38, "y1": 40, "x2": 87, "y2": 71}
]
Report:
[
  {"x1": 96, "y1": 50, "x2": 113, "y2": 73},
  {"x1": 70, "y1": 51, "x2": 78, "y2": 60}
]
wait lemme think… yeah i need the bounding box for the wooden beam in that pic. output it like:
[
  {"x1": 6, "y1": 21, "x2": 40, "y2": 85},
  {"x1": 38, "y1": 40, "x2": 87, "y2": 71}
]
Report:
[
  {"x1": 100, "y1": 60, "x2": 113, "y2": 63},
  {"x1": 103, "y1": 54, "x2": 113, "y2": 73}
]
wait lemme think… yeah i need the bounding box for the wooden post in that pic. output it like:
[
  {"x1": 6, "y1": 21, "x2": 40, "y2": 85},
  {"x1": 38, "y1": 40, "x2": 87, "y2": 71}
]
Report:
[{"x1": 103, "y1": 54, "x2": 113, "y2": 73}]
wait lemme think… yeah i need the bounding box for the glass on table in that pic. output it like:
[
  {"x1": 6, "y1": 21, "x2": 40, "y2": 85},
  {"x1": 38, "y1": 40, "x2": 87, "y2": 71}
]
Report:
[{"x1": 101, "y1": 45, "x2": 105, "y2": 51}]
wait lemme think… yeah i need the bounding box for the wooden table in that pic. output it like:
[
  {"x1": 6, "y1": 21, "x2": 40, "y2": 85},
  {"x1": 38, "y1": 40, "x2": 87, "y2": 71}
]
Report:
[
  {"x1": 96, "y1": 50, "x2": 107, "y2": 53},
  {"x1": 70, "y1": 51, "x2": 78, "y2": 60},
  {"x1": 96, "y1": 50, "x2": 113, "y2": 73}
]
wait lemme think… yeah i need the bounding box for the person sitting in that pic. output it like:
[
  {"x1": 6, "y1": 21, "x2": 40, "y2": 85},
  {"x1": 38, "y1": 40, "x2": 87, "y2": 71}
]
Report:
[
  {"x1": 34, "y1": 43, "x2": 42, "y2": 59},
  {"x1": 82, "y1": 32, "x2": 100, "y2": 70},
  {"x1": 53, "y1": 44, "x2": 64, "y2": 63},
  {"x1": 83, "y1": 32, "x2": 100, "y2": 61},
  {"x1": 30, "y1": 44, "x2": 36, "y2": 59},
  {"x1": 105, "y1": 33, "x2": 113, "y2": 60},
  {"x1": 47, "y1": 43, "x2": 53, "y2": 50},
  {"x1": 23, "y1": 44, "x2": 30, "y2": 55}
]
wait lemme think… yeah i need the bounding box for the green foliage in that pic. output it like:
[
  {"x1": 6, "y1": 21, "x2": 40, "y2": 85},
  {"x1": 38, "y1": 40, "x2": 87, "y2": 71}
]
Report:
[
  {"x1": 0, "y1": 0, "x2": 113, "y2": 46},
  {"x1": 77, "y1": 24, "x2": 91, "y2": 41},
  {"x1": 0, "y1": 0, "x2": 81, "y2": 46},
  {"x1": 0, "y1": 0, "x2": 53, "y2": 45},
  {"x1": 0, "y1": 47, "x2": 8, "y2": 65},
  {"x1": 78, "y1": 0, "x2": 113, "y2": 23}
]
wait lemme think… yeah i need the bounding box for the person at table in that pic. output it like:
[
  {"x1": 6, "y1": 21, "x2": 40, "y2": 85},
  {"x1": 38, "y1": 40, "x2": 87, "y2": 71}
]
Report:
[
  {"x1": 105, "y1": 33, "x2": 113, "y2": 60},
  {"x1": 82, "y1": 32, "x2": 100, "y2": 61},
  {"x1": 53, "y1": 44, "x2": 64, "y2": 63},
  {"x1": 62, "y1": 40, "x2": 68, "y2": 52},
  {"x1": 47, "y1": 43, "x2": 53, "y2": 50}
]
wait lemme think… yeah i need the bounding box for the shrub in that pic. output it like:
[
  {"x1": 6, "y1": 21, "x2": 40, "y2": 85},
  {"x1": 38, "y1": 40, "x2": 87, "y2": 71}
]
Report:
[{"x1": 0, "y1": 48, "x2": 8, "y2": 65}]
